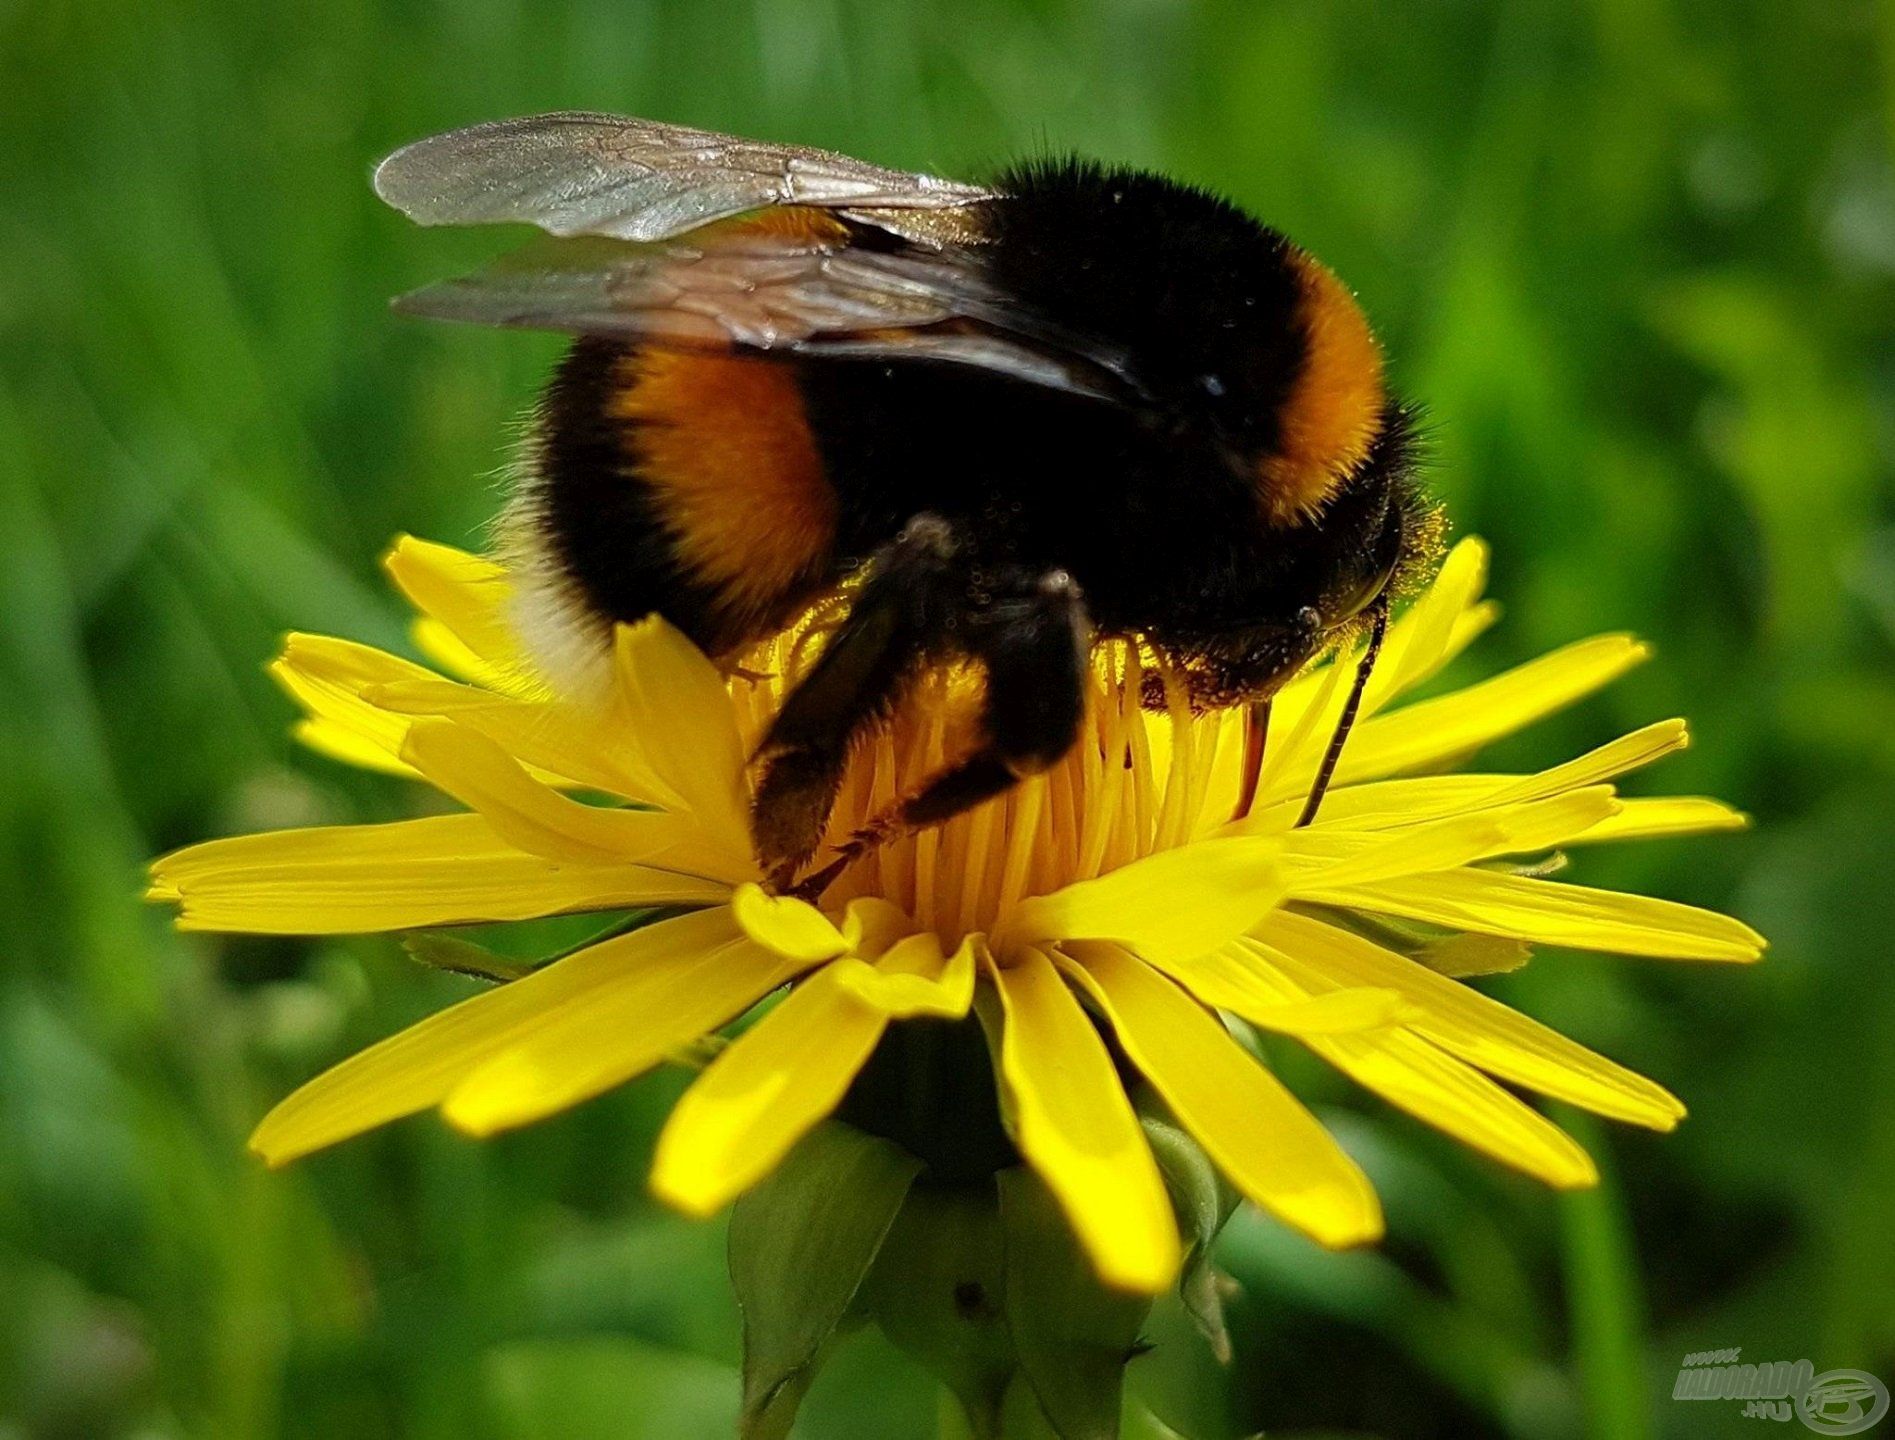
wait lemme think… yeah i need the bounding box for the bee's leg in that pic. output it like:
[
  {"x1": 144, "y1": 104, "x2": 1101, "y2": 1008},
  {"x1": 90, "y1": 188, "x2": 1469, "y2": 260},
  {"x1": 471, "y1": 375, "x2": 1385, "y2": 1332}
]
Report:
[
  {"x1": 789, "y1": 569, "x2": 1090, "y2": 900},
  {"x1": 906, "y1": 568, "x2": 1090, "y2": 825},
  {"x1": 1231, "y1": 698, "x2": 1273, "y2": 821},
  {"x1": 752, "y1": 514, "x2": 965, "y2": 879}
]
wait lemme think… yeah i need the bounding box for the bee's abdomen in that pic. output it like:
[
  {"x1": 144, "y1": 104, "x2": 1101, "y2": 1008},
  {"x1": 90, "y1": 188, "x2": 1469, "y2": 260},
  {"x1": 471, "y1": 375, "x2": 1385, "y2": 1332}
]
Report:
[{"x1": 510, "y1": 337, "x2": 839, "y2": 681}]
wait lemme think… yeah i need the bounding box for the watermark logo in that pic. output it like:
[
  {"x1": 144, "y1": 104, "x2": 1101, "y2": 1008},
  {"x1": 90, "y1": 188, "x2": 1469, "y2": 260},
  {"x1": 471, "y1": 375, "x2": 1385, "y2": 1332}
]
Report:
[
  {"x1": 1801, "y1": 1371, "x2": 1890, "y2": 1436},
  {"x1": 1673, "y1": 1349, "x2": 1889, "y2": 1434}
]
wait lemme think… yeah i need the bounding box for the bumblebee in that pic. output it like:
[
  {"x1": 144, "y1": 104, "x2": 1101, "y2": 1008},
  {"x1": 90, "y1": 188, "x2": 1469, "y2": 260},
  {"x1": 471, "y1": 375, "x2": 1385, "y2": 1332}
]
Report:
[{"x1": 375, "y1": 113, "x2": 1439, "y2": 883}]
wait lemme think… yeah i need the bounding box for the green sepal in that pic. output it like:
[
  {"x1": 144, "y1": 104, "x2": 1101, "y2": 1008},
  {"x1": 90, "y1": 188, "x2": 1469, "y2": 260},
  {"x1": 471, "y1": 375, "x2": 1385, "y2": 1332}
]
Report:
[
  {"x1": 1121, "y1": 1406, "x2": 1198, "y2": 1440},
  {"x1": 997, "y1": 1167, "x2": 1154, "y2": 1440},
  {"x1": 727, "y1": 1120, "x2": 923, "y2": 1440},
  {"x1": 1139, "y1": 1117, "x2": 1237, "y2": 1364},
  {"x1": 1412, "y1": 932, "x2": 1532, "y2": 978},
  {"x1": 1483, "y1": 849, "x2": 1569, "y2": 879},
  {"x1": 401, "y1": 912, "x2": 659, "y2": 986},
  {"x1": 1301, "y1": 902, "x2": 1539, "y2": 975},
  {"x1": 857, "y1": 1181, "x2": 1018, "y2": 1437},
  {"x1": 400, "y1": 931, "x2": 538, "y2": 984}
]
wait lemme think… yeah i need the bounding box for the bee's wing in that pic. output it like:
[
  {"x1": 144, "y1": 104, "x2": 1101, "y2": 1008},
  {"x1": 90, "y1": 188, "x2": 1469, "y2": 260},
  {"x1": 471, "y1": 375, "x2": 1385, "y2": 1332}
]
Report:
[
  {"x1": 392, "y1": 231, "x2": 1141, "y2": 403},
  {"x1": 374, "y1": 112, "x2": 993, "y2": 246}
]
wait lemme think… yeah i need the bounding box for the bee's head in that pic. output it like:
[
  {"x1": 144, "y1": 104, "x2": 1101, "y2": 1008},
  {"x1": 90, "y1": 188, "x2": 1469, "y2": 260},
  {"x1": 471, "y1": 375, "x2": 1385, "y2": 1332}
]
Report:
[{"x1": 1151, "y1": 404, "x2": 1438, "y2": 709}]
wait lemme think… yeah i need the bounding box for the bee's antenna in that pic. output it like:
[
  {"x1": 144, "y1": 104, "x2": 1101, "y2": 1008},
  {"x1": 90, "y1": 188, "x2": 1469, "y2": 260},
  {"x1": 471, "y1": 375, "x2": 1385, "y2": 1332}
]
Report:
[
  {"x1": 1232, "y1": 697, "x2": 1273, "y2": 821},
  {"x1": 1296, "y1": 598, "x2": 1389, "y2": 829}
]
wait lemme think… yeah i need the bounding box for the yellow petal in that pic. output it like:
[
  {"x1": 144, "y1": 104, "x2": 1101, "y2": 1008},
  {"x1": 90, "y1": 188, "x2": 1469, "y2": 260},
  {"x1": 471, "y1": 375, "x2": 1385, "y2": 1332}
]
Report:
[
  {"x1": 438, "y1": 917, "x2": 811, "y2": 1137},
  {"x1": 650, "y1": 961, "x2": 887, "y2": 1215},
  {"x1": 1447, "y1": 599, "x2": 1503, "y2": 656},
  {"x1": 270, "y1": 633, "x2": 431, "y2": 773},
  {"x1": 832, "y1": 933, "x2": 978, "y2": 1018},
  {"x1": 988, "y1": 949, "x2": 1181, "y2": 1293},
  {"x1": 837, "y1": 896, "x2": 916, "y2": 959},
  {"x1": 1330, "y1": 634, "x2": 1652, "y2": 787},
  {"x1": 251, "y1": 908, "x2": 753, "y2": 1162},
  {"x1": 291, "y1": 717, "x2": 420, "y2": 777},
  {"x1": 1057, "y1": 945, "x2": 1382, "y2": 1249},
  {"x1": 400, "y1": 718, "x2": 751, "y2": 883},
  {"x1": 1257, "y1": 912, "x2": 1685, "y2": 1129},
  {"x1": 1288, "y1": 790, "x2": 1622, "y2": 889},
  {"x1": 733, "y1": 883, "x2": 850, "y2": 962},
  {"x1": 274, "y1": 632, "x2": 612, "y2": 793},
  {"x1": 1434, "y1": 788, "x2": 1628, "y2": 862},
  {"x1": 1260, "y1": 543, "x2": 1499, "y2": 798},
  {"x1": 613, "y1": 620, "x2": 751, "y2": 853},
  {"x1": 324, "y1": 616, "x2": 731, "y2": 816},
  {"x1": 1236, "y1": 941, "x2": 1598, "y2": 1187},
  {"x1": 1251, "y1": 721, "x2": 1698, "y2": 841},
  {"x1": 1253, "y1": 645, "x2": 1354, "y2": 803},
  {"x1": 1251, "y1": 774, "x2": 1510, "y2": 831},
  {"x1": 368, "y1": 676, "x2": 679, "y2": 804},
  {"x1": 383, "y1": 535, "x2": 530, "y2": 680},
  {"x1": 1107, "y1": 943, "x2": 1410, "y2": 1035},
  {"x1": 1564, "y1": 797, "x2": 1750, "y2": 846},
  {"x1": 152, "y1": 814, "x2": 728, "y2": 934},
  {"x1": 1317, "y1": 1031, "x2": 1598, "y2": 1186},
  {"x1": 411, "y1": 616, "x2": 523, "y2": 694},
  {"x1": 1481, "y1": 720, "x2": 1689, "y2": 806},
  {"x1": 1000, "y1": 835, "x2": 1285, "y2": 963},
  {"x1": 1299, "y1": 868, "x2": 1766, "y2": 961},
  {"x1": 1368, "y1": 536, "x2": 1493, "y2": 706}
]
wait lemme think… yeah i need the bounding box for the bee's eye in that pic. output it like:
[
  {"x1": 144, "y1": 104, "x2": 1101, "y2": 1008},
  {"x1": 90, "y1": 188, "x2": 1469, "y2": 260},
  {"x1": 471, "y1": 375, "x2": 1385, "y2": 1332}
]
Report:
[{"x1": 1326, "y1": 504, "x2": 1406, "y2": 626}]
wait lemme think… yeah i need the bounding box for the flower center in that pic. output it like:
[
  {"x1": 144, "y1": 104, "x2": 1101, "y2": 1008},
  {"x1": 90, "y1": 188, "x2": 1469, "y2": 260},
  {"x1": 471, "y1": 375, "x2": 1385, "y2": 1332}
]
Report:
[{"x1": 730, "y1": 630, "x2": 1239, "y2": 947}]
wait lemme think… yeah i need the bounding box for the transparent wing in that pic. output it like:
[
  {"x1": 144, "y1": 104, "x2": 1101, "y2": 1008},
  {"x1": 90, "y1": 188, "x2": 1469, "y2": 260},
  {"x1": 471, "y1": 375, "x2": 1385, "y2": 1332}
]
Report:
[
  {"x1": 393, "y1": 230, "x2": 1141, "y2": 402},
  {"x1": 374, "y1": 112, "x2": 994, "y2": 245}
]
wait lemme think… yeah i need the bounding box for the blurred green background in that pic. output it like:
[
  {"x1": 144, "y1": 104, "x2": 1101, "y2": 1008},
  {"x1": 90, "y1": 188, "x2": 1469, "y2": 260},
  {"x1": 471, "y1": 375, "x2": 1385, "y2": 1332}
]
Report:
[{"x1": 3, "y1": 0, "x2": 1891, "y2": 1436}]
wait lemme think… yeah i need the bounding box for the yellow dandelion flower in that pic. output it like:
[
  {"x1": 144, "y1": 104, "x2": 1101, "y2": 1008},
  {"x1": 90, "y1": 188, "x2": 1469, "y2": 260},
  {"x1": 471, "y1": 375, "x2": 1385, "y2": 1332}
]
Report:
[{"x1": 149, "y1": 535, "x2": 1763, "y2": 1295}]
